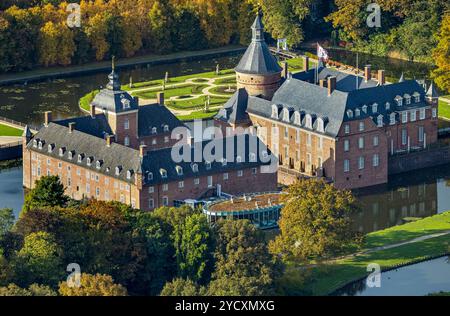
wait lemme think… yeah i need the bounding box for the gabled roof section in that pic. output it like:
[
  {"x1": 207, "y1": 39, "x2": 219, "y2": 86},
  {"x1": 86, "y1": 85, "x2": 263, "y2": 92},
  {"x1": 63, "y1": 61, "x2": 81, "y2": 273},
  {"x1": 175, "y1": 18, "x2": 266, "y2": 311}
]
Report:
[
  {"x1": 215, "y1": 88, "x2": 250, "y2": 125},
  {"x1": 27, "y1": 123, "x2": 141, "y2": 183},
  {"x1": 138, "y1": 104, "x2": 185, "y2": 137},
  {"x1": 54, "y1": 114, "x2": 113, "y2": 139}
]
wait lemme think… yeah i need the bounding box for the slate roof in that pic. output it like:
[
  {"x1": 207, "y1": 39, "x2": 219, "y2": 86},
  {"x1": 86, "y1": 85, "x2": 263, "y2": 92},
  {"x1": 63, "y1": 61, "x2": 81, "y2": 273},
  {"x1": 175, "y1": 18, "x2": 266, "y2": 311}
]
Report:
[
  {"x1": 426, "y1": 83, "x2": 439, "y2": 98},
  {"x1": 142, "y1": 134, "x2": 272, "y2": 185},
  {"x1": 138, "y1": 104, "x2": 186, "y2": 137},
  {"x1": 54, "y1": 114, "x2": 113, "y2": 139},
  {"x1": 91, "y1": 89, "x2": 139, "y2": 114},
  {"x1": 293, "y1": 67, "x2": 379, "y2": 92},
  {"x1": 28, "y1": 123, "x2": 141, "y2": 184},
  {"x1": 235, "y1": 15, "x2": 282, "y2": 75},
  {"x1": 214, "y1": 88, "x2": 250, "y2": 125},
  {"x1": 246, "y1": 77, "x2": 429, "y2": 138}
]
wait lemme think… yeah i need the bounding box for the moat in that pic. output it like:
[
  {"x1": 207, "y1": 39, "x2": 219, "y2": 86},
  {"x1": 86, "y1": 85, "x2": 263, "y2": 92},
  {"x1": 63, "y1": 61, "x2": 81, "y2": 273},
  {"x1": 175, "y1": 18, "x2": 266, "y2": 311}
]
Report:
[{"x1": 1, "y1": 163, "x2": 450, "y2": 233}]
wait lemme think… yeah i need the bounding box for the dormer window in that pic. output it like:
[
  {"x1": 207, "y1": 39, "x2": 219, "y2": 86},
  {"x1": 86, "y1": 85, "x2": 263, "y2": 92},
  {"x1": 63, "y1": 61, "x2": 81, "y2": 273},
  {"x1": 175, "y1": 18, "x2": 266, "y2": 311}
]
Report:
[
  {"x1": 77, "y1": 154, "x2": 84, "y2": 163},
  {"x1": 148, "y1": 172, "x2": 153, "y2": 180},
  {"x1": 413, "y1": 92, "x2": 420, "y2": 103},
  {"x1": 176, "y1": 166, "x2": 183, "y2": 176},
  {"x1": 192, "y1": 164, "x2": 198, "y2": 172},
  {"x1": 47, "y1": 144, "x2": 54, "y2": 153},
  {"x1": 372, "y1": 103, "x2": 378, "y2": 113},
  {"x1": 271, "y1": 105, "x2": 279, "y2": 119},
  {"x1": 404, "y1": 94, "x2": 411, "y2": 105},
  {"x1": 163, "y1": 125, "x2": 169, "y2": 132},
  {"x1": 38, "y1": 141, "x2": 44, "y2": 150},
  {"x1": 59, "y1": 148, "x2": 65, "y2": 157},
  {"x1": 294, "y1": 111, "x2": 301, "y2": 125},
  {"x1": 390, "y1": 113, "x2": 396, "y2": 125},
  {"x1": 152, "y1": 127, "x2": 157, "y2": 134},
  {"x1": 86, "y1": 157, "x2": 92, "y2": 166},
  {"x1": 121, "y1": 98, "x2": 130, "y2": 109},
  {"x1": 96, "y1": 160, "x2": 102, "y2": 169},
  {"x1": 160, "y1": 168, "x2": 167, "y2": 178},
  {"x1": 305, "y1": 114, "x2": 312, "y2": 129},
  {"x1": 355, "y1": 109, "x2": 361, "y2": 117},
  {"x1": 347, "y1": 110, "x2": 353, "y2": 118},
  {"x1": 205, "y1": 161, "x2": 211, "y2": 170},
  {"x1": 68, "y1": 151, "x2": 75, "y2": 160},
  {"x1": 395, "y1": 96, "x2": 403, "y2": 106},
  {"x1": 377, "y1": 115, "x2": 384, "y2": 127},
  {"x1": 282, "y1": 108, "x2": 290, "y2": 122},
  {"x1": 115, "y1": 166, "x2": 122, "y2": 176},
  {"x1": 126, "y1": 170, "x2": 133, "y2": 179},
  {"x1": 33, "y1": 140, "x2": 38, "y2": 148},
  {"x1": 385, "y1": 102, "x2": 390, "y2": 111},
  {"x1": 362, "y1": 105, "x2": 368, "y2": 113},
  {"x1": 317, "y1": 118, "x2": 325, "y2": 133}
]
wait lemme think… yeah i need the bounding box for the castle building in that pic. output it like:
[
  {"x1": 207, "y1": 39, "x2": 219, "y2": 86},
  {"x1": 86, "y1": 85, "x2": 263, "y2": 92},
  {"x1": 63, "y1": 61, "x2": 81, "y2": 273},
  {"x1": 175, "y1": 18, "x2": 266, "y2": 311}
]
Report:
[
  {"x1": 215, "y1": 14, "x2": 439, "y2": 190},
  {"x1": 22, "y1": 65, "x2": 277, "y2": 210}
]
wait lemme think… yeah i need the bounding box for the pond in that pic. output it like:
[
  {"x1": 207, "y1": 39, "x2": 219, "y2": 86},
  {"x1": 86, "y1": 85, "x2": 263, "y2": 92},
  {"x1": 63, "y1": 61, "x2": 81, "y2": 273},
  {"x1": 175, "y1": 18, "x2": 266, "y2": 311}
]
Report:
[{"x1": 336, "y1": 256, "x2": 450, "y2": 296}]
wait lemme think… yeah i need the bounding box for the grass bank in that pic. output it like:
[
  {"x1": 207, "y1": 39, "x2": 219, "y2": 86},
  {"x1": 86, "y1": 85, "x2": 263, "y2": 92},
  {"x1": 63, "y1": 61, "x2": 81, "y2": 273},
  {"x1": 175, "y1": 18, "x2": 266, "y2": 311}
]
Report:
[
  {"x1": 439, "y1": 100, "x2": 450, "y2": 120},
  {"x1": 176, "y1": 110, "x2": 219, "y2": 121},
  {"x1": 285, "y1": 211, "x2": 450, "y2": 296},
  {"x1": 0, "y1": 124, "x2": 23, "y2": 137}
]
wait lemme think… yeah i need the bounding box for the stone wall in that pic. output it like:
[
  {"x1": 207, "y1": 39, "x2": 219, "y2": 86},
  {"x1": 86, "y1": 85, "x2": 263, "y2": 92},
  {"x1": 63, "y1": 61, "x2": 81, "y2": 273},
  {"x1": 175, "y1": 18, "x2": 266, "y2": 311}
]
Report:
[{"x1": 388, "y1": 145, "x2": 450, "y2": 175}]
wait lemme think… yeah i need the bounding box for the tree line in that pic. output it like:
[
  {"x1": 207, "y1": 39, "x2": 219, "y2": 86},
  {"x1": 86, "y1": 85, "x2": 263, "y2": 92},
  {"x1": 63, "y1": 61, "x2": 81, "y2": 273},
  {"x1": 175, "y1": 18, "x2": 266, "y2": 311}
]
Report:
[{"x1": 0, "y1": 176, "x2": 362, "y2": 296}]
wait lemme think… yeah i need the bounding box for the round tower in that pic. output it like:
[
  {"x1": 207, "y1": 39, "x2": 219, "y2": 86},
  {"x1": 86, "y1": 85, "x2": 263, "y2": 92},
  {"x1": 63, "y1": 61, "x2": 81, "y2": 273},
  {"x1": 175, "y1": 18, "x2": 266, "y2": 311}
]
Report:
[{"x1": 235, "y1": 14, "x2": 282, "y2": 100}]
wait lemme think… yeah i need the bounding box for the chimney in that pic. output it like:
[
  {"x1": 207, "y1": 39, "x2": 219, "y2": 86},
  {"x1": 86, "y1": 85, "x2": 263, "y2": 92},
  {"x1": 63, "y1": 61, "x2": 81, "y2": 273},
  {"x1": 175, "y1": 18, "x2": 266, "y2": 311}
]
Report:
[
  {"x1": 90, "y1": 104, "x2": 96, "y2": 118},
  {"x1": 44, "y1": 111, "x2": 52, "y2": 127},
  {"x1": 68, "y1": 122, "x2": 76, "y2": 133},
  {"x1": 303, "y1": 56, "x2": 309, "y2": 72},
  {"x1": 281, "y1": 61, "x2": 289, "y2": 79},
  {"x1": 327, "y1": 76, "x2": 336, "y2": 96},
  {"x1": 378, "y1": 69, "x2": 385, "y2": 85},
  {"x1": 319, "y1": 79, "x2": 326, "y2": 88},
  {"x1": 106, "y1": 134, "x2": 114, "y2": 147},
  {"x1": 157, "y1": 92, "x2": 164, "y2": 106},
  {"x1": 364, "y1": 65, "x2": 372, "y2": 82},
  {"x1": 139, "y1": 145, "x2": 147, "y2": 158}
]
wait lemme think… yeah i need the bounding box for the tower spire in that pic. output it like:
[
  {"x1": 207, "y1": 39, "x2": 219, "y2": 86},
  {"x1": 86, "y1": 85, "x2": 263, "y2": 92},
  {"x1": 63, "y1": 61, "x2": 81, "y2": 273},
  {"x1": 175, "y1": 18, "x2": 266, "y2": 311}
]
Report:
[
  {"x1": 252, "y1": 12, "x2": 264, "y2": 42},
  {"x1": 106, "y1": 55, "x2": 121, "y2": 91}
]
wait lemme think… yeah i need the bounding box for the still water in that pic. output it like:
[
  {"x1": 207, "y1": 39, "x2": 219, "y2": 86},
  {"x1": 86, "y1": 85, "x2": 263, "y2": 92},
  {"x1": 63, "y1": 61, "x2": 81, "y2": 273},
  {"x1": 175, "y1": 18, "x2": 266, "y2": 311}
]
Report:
[
  {"x1": 0, "y1": 55, "x2": 241, "y2": 127},
  {"x1": 337, "y1": 256, "x2": 450, "y2": 296},
  {"x1": 1, "y1": 163, "x2": 450, "y2": 230}
]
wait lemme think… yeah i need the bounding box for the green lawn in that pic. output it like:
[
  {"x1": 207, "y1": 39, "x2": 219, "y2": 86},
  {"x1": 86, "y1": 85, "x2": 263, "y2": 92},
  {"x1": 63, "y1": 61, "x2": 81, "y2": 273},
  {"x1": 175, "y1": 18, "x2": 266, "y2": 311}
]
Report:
[
  {"x1": 283, "y1": 211, "x2": 450, "y2": 296},
  {"x1": 167, "y1": 96, "x2": 229, "y2": 110},
  {"x1": 79, "y1": 90, "x2": 99, "y2": 111},
  {"x1": 439, "y1": 99, "x2": 450, "y2": 120},
  {"x1": 0, "y1": 123, "x2": 23, "y2": 137},
  {"x1": 133, "y1": 84, "x2": 208, "y2": 99},
  {"x1": 176, "y1": 110, "x2": 219, "y2": 121}
]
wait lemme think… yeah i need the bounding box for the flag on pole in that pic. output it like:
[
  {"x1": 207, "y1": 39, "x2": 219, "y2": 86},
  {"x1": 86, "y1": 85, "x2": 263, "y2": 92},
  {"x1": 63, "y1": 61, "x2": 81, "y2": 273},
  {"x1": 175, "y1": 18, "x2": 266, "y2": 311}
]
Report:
[{"x1": 317, "y1": 43, "x2": 329, "y2": 62}]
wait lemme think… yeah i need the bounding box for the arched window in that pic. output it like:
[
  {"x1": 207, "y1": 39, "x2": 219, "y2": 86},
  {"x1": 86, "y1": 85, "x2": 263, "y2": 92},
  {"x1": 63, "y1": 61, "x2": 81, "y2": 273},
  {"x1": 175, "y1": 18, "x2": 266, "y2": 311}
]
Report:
[
  {"x1": 176, "y1": 166, "x2": 183, "y2": 176},
  {"x1": 271, "y1": 105, "x2": 279, "y2": 119},
  {"x1": 152, "y1": 127, "x2": 157, "y2": 134},
  {"x1": 377, "y1": 115, "x2": 384, "y2": 127},
  {"x1": 372, "y1": 103, "x2": 378, "y2": 113},
  {"x1": 355, "y1": 108, "x2": 361, "y2": 117},
  {"x1": 121, "y1": 98, "x2": 130, "y2": 109},
  {"x1": 347, "y1": 110, "x2": 353, "y2": 118},
  {"x1": 148, "y1": 172, "x2": 153, "y2": 180},
  {"x1": 385, "y1": 102, "x2": 390, "y2": 110},
  {"x1": 294, "y1": 111, "x2": 301, "y2": 125},
  {"x1": 160, "y1": 169, "x2": 167, "y2": 178},
  {"x1": 362, "y1": 105, "x2": 368, "y2": 113},
  {"x1": 305, "y1": 114, "x2": 312, "y2": 129},
  {"x1": 395, "y1": 95, "x2": 403, "y2": 106},
  {"x1": 317, "y1": 118, "x2": 324, "y2": 133},
  {"x1": 115, "y1": 166, "x2": 121, "y2": 175},
  {"x1": 86, "y1": 157, "x2": 92, "y2": 166},
  {"x1": 283, "y1": 108, "x2": 290, "y2": 122},
  {"x1": 96, "y1": 160, "x2": 102, "y2": 169},
  {"x1": 192, "y1": 164, "x2": 199, "y2": 172},
  {"x1": 163, "y1": 125, "x2": 169, "y2": 132},
  {"x1": 78, "y1": 154, "x2": 83, "y2": 163}
]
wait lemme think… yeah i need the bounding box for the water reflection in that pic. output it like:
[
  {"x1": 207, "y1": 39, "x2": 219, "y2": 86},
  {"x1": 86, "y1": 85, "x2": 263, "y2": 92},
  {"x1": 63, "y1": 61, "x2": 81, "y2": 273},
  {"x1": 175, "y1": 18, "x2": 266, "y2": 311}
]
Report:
[
  {"x1": 352, "y1": 164, "x2": 450, "y2": 234},
  {"x1": 335, "y1": 256, "x2": 450, "y2": 296},
  {"x1": 0, "y1": 167, "x2": 24, "y2": 219}
]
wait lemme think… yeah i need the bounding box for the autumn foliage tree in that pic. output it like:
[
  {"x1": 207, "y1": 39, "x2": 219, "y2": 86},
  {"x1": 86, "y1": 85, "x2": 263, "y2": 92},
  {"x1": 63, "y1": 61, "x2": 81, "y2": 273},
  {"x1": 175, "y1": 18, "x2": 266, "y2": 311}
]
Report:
[
  {"x1": 269, "y1": 179, "x2": 362, "y2": 263},
  {"x1": 58, "y1": 273, "x2": 128, "y2": 296},
  {"x1": 432, "y1": 12, "x2": 450, "y2": 93}
]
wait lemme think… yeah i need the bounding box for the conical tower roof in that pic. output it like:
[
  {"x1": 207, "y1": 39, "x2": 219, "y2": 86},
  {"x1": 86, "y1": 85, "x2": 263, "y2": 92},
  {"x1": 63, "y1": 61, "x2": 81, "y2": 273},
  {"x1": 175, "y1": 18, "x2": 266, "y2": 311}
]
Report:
[
  {"x1": 235, "y1": 14, "x2": 282, "y2": 75},
  {"x1": 398, "y1": 72, "x2": 405, "y2": 83},
  {"x1": 426, "y1": 82, "x2": 439, "y2": 98}
]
